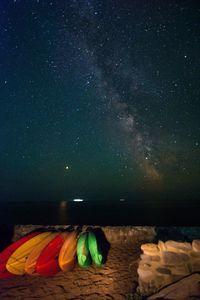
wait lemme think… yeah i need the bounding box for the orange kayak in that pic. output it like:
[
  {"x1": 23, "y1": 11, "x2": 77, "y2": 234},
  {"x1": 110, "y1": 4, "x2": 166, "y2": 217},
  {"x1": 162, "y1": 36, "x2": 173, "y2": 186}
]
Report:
[
  {"x1": 25, "y1": 232, "x2": 59, "y2": 275},
  {"x1": 58, "y1": 231, "x2": 78, "y2": 272}
]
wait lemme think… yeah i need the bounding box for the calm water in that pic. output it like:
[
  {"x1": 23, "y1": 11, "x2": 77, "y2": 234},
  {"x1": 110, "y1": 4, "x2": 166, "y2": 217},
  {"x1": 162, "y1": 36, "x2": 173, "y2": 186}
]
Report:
[{"x1": 0, "y1": 200, "x2": 200, "y2": 225}]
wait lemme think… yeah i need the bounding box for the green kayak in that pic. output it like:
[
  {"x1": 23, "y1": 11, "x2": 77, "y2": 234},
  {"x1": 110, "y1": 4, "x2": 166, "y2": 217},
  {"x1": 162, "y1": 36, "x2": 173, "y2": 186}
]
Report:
[
  {"x1": 77, "y1": 232, "x2": 91, "y2": 268},
  {"x1": 88, "y1": 231, "x2": 103, "y2": 267}
]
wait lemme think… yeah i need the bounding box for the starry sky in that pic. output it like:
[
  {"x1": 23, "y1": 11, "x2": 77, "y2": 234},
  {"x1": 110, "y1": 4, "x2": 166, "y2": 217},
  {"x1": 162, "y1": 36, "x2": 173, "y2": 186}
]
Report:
[{"x1": 0, "y1": 0, "x2": 200, "y2": 203}]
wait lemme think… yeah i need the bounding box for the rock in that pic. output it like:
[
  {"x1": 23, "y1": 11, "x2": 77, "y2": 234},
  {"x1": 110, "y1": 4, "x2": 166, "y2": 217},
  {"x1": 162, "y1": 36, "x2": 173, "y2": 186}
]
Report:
[
  {"x1": 170, "y1": 263, "x2": 191, "y2": 275},
  {"x1": 141, "y1": 243, "x2": 160, "y2": 256},
  {"x1": 190, "y1": 251, "x2": 200, "y2": 258},
  {"x1": 151, "y1": 255, "x2": 161, "y2": 262},
  {"x1": 162, "y1": 251, "x2": 189, "y2": 265},
  {"x1": 138, "y1": 261, "x2": 151, "y2": 269},
  {"x1": 165, "y1": 240, "x2": 192, "y2": 253},
  {"x1": 156, "y1": 267, "x2": 171, "y2": 275},
  {"x1": 137, "y1": 268, "x2": 154, "y2": 282},
  {"x1": 140, "y1": 254, "x2": 152, "y2": 263},
  {"x1": 192, "y1": 240, "x2": 200, "y2": 252},
  {"x1": 191, "y1": 261, "x2": 200, "y2": 273},
  {"x1": 138, "y1": 239, "x2": 200, "y2": 297},
  {"x1": 147, "y1": 273, "x2": 200, "y2": 300},
  {"x1": 140, "y1": 254, "x2": 160, "y2": 263},
  {"x1": 13, "y1": 225, "x2": 156, "y2": 244},
  {"x1": 158, "y1": 240, "x2": 166, "y2": 252}
]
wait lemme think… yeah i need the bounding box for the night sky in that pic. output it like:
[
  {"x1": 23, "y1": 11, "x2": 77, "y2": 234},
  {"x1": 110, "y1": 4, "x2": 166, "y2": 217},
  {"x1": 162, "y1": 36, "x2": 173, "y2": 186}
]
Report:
[{"x1": 0, "y1": 1, "x2": 200, "y2": 203}]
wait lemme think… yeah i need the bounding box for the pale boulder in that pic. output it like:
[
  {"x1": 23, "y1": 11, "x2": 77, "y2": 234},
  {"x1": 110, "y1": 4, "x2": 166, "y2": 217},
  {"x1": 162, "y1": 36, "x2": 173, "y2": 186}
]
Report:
[
  {"x1": 192, "y1": 240, "x2": 200, "y2": 252},
  {"x1": 162, "y1": 251, "x2": 189, "y2": 265},
  {"x1": 158, "y1": 240, "x2": 166, "y2": 252},
  {"x1": 165, "y1": 240, "x2": 192, "y2": 253},
  {"x1": 141, "y1": 243, "x2": 160, "y2": 256}
]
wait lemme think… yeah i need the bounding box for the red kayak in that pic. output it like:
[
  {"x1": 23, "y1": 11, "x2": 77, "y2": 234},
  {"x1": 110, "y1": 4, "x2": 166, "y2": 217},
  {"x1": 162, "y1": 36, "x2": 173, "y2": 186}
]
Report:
[
  {"x1": 36, "y1": 232, "x2": 68, "y2": 277},
  {"x1": 0, "y1": 231, "x2": 39, "y2": 279}
]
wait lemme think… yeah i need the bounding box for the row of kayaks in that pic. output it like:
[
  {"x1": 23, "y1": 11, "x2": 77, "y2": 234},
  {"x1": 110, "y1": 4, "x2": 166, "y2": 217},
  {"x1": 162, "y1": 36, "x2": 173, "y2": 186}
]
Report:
[{"x1": 0, "y1": 230, "x2": 104, "y2": 279}]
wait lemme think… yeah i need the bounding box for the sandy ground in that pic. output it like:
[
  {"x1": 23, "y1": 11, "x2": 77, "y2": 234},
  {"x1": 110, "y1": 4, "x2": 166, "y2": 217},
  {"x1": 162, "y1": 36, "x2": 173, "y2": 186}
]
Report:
[{"x1": 0, "y1": 226, "x2": 155, "y2": 300}]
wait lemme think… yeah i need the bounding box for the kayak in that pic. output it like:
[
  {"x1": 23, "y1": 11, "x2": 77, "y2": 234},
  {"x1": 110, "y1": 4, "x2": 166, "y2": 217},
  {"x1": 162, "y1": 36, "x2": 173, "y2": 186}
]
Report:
[
  {"x1": 77, "y1": 232, "x2": 91, "y2": 268},
  {"x1": 36, "y1": 232, "x2": 68, "y2": 277},
  {"x1": 6, "y1": 232, "x2": 52, "y2": 275},
  {"x1": 88, "y1": 231, "x2": 103, "y2": 267},
  {"x1": 25, "y1": 232, "x2": 59, "y2": 275},
  {"x1": 0, "y1": 231, "x2": 39, "y2": 279},
  {"x1": 58, "y1": 231, "x2": 78, "y2": 272}
]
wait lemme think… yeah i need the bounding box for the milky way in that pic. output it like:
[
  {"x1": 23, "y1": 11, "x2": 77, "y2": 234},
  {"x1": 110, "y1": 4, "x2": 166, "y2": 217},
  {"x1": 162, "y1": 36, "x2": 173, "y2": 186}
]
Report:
[{"x1": 66, "y1": 1, "x2": 170, "y2": 183}]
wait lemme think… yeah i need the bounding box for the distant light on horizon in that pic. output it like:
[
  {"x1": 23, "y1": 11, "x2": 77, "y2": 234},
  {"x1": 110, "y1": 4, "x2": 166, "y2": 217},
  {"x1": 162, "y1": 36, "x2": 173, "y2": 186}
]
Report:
[{"x1": 73, "y1": 198, "x2": 84, "y2": 202}]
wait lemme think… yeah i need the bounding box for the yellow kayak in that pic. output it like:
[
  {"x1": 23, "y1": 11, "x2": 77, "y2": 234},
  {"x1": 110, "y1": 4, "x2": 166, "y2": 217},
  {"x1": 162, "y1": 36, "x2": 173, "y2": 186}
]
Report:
[
  {"x1": 25, "y1": 232, "x2": 59, "y2": 275},
  {"x1": 6, "y1": 232, "x2": 52, "y2": 275},
  {"x1": 58, "y1": 231, "x2": 78, "y2": 272}
]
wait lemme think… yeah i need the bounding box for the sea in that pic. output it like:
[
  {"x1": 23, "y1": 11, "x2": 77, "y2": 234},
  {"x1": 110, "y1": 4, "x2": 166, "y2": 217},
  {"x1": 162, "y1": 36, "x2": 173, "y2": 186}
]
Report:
[{"x1": 0, "y1": 199, "x2": 200, "y2": 226}]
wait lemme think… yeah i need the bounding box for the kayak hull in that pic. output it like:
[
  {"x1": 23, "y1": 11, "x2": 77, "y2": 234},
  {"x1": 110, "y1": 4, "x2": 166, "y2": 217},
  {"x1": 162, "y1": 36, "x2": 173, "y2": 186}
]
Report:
[
  {"x1": 0, "y1": 231, "x2": 39, "y2": 279},
  {"x1": 77, "y1": 232, "x2": 91, "y2": 268},
  {"x1": 36, "y1": 233, "x2": 67, "y2": 277},
  {"x1": 88, "y1": 232, "x2": 103, "y2": 267},
  {"x1": 25, "y1": 232, "x2": 59, "y2": 275},
  {"x1": 58, "y1": 231, "x2": 78, "y2": 272},
  {"x1": 6, "y1": 232, "x2": 52, "y2": 275}
]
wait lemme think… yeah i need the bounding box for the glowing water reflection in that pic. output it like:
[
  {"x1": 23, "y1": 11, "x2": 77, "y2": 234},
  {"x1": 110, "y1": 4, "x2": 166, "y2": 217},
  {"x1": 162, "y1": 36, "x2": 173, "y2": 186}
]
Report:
[{"x1": 57, "y1": 201, "x2": 68, "y2": 224}]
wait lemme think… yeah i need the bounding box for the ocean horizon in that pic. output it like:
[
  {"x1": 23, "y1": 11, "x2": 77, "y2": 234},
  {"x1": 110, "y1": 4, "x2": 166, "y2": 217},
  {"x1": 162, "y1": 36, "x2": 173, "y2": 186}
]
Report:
[{"x1": 1, "y1": 199, "x2": 199, "y2": 225}]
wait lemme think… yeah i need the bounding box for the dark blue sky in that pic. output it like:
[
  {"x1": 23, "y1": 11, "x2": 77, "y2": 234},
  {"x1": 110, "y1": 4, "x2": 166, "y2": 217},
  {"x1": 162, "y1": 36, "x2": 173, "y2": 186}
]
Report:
[{"x1": 0, "y1": 0, "x2": 199, "y2": 202}]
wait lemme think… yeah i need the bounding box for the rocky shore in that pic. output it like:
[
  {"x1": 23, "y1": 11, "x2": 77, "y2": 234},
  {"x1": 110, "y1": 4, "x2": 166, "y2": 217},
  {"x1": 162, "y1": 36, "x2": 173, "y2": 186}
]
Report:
[{"x1": 138, "y1": 239, "x2": 200, "y2": 296}]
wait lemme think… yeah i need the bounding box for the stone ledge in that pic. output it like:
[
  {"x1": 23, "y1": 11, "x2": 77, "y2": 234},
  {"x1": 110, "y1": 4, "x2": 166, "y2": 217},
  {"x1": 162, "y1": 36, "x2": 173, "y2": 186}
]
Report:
[
  {"x1": 137, "y1": 239, "x2": 200, "y2": 296},
  {"x1": 12, "y1": 225, "x2": 156, "y2": 244}
]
